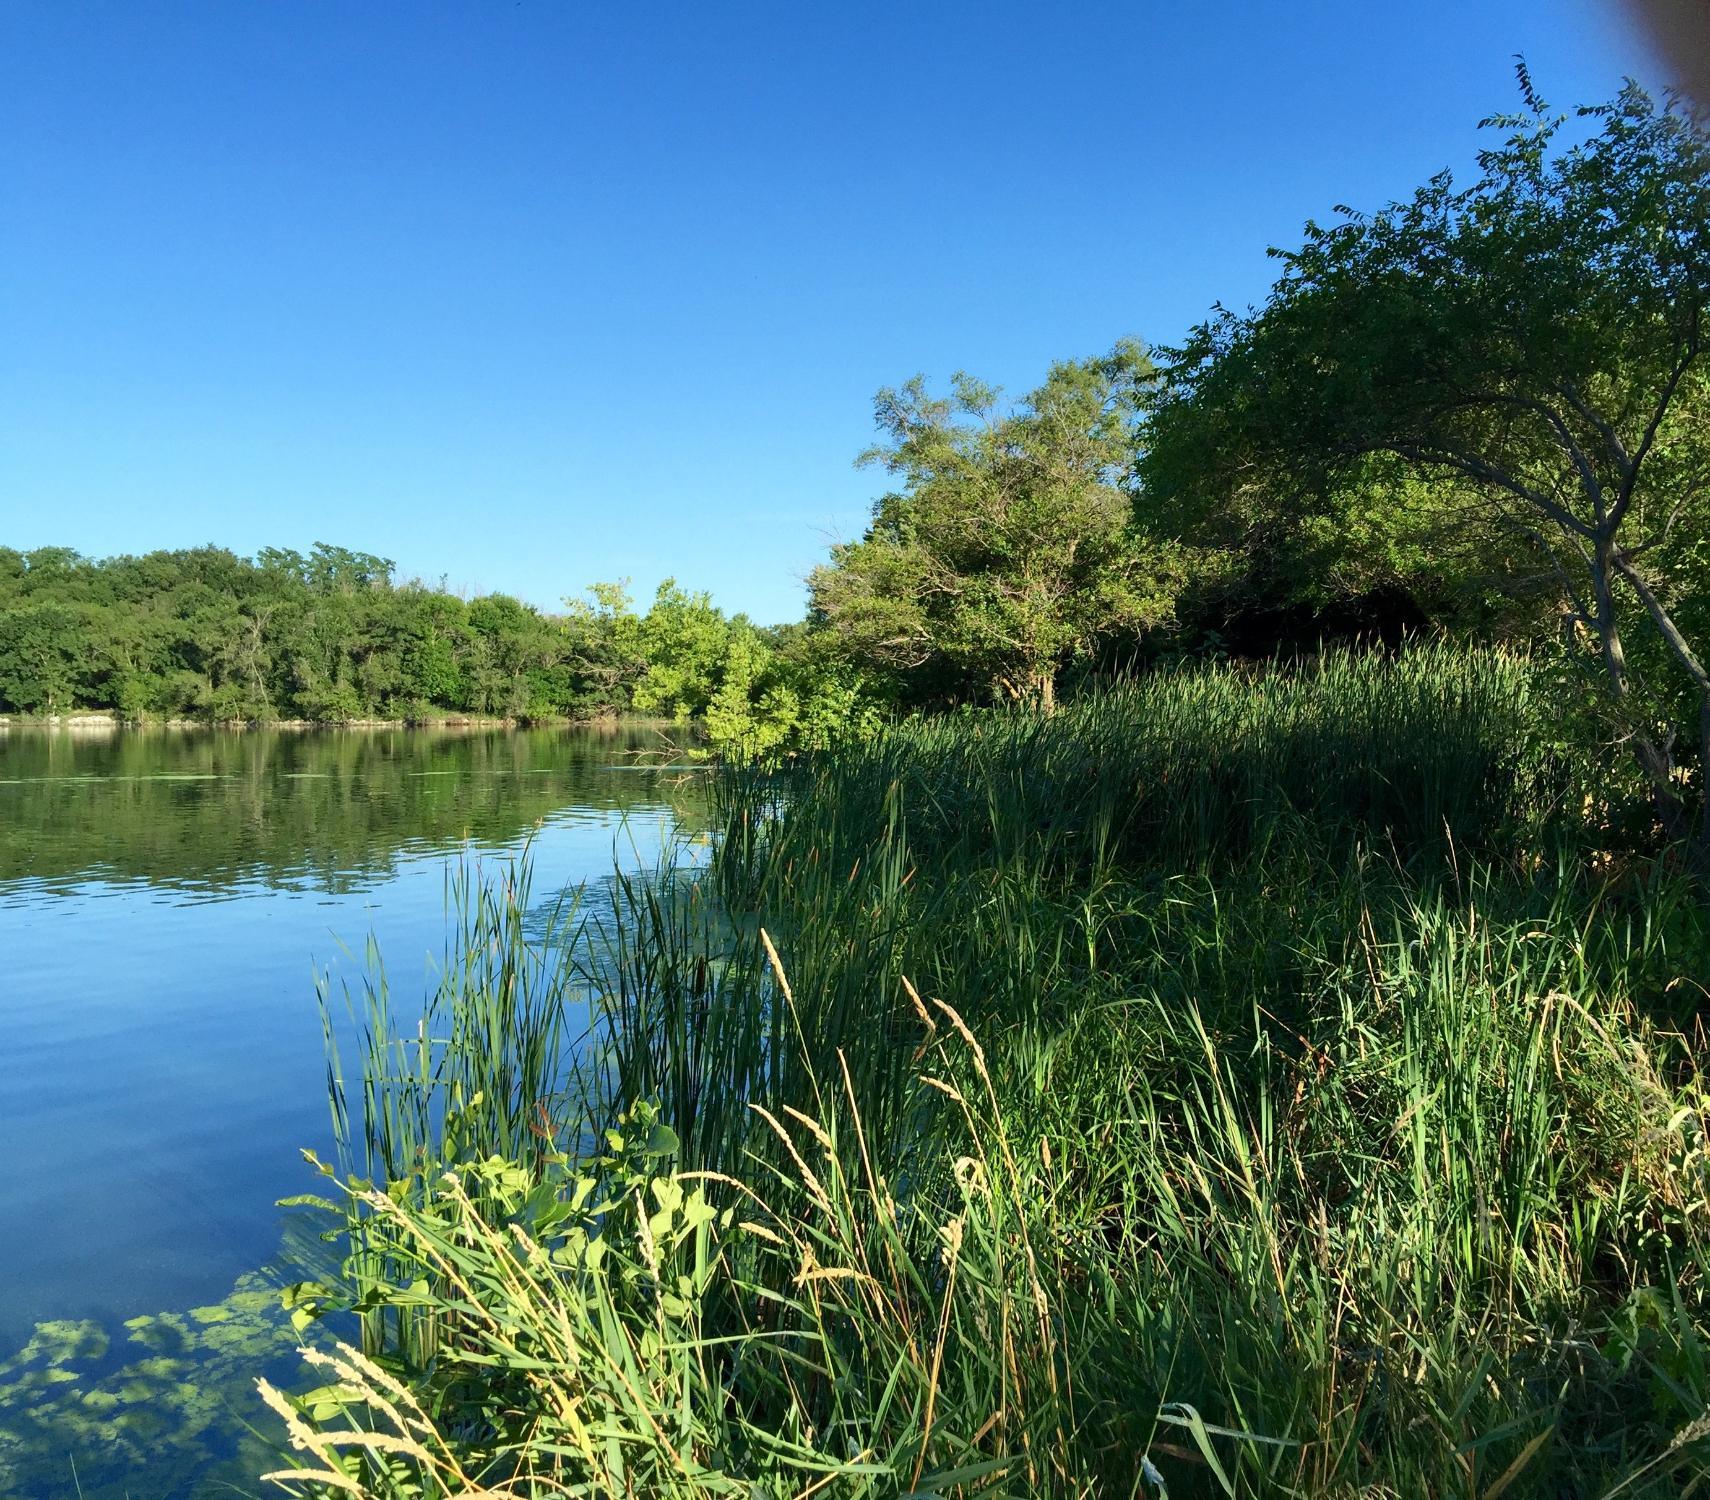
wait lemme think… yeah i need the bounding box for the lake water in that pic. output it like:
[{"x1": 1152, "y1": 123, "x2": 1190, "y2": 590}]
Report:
[{"x1": 0, "y1": 725, "x2": 709, "y2": 1496}]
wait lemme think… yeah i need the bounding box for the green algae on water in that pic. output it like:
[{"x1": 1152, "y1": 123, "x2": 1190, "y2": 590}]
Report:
[{"x1": 0, "y1": 1273, "x2": 300, "y2": 1499}]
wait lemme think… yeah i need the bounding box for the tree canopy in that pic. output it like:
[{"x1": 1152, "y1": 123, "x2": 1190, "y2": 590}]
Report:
[
  {"x1": 0, "y1": 548, "x2": 876, "y2": 756},
  {"x1": 809, "y1": 344, "x2": 1180, "y2": 709},
  {"x1": 1141, "y1": 72, "x2": 1710, "y2": 853}
]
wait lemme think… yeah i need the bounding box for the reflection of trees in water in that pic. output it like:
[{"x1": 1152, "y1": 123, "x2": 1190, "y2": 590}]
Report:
[
  {"x1": 0, "y1": 726, "x2": 715, "y2": 898},
  {"x1": 0, "y1": 730, "x2": 719, "y2": 1493}
]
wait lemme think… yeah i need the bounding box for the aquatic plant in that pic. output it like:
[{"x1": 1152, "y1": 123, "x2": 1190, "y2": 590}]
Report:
[{"x1": 0, "y1": 1273, "x2": 298, "y2": 1499}]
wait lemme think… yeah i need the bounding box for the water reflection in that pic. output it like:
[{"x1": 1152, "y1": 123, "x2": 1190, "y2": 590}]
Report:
[
  {"x1": 0, "y1": 725, "x2": 710, "y2": 1496},
  {"x1": 0, "y1": 723, "x2": 708, "y2": 903}
]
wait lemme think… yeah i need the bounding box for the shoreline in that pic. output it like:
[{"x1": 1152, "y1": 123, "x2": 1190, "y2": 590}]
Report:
[{"x1": 0, "y1": 712, "x2": 687, "y2": 733}]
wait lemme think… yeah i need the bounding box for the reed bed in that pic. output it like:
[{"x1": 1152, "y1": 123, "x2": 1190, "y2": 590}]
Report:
[{"x1": 269, "y1": 649, "x2": 1710, "y2": 1498}]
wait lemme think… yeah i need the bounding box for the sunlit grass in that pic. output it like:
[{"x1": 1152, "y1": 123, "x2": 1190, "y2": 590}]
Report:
[{"x1": 271, "y1": 649, "x2": 1710, "y2": 1497}]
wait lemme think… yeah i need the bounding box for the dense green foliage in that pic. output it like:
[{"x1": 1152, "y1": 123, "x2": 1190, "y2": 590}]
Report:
[
  {"x1": 1140, "y1": 74, "x2": 1710, "y2": 858},
  {"x1": 271, "y1": 651, "x2": 1710, "y2": 1497},
  {"x1": 0, "y1": 544, "x2": 876, "y2": 754},
  {"x1": 809, "y1": 344, "x2": 1181, "y2": 710}
]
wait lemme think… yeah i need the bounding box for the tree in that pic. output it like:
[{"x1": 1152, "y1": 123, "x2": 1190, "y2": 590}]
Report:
[
  {"x1": 562, "y1": 582, "x2": 648, "y2": 717},
  {"x1": 632, "y1": 581, "x2": 732, "y2": 720},
  {"x1": 396, "y1": 587, "x2": 471, "y2": 710},
  {"x1": 701, "y1": 621, "x2": 885, "y2": 760},
  {"x1": 703, "y1": 622, "x2": 784, "y2": 755},
  {"x1": 0, "y1": 540, "x2": 886, "y2": 741},
  {"x1": 810, "y1": 343, "x2": 1180, "y2": 710},
  {"x1": 0, "y1": 602, "x2": 88, "y2": 712},
  {"x1": 467, "y1": 593, "x2": 553, "y2": 719},
  {"x1": 1142, "y1": 73, "x2": 1710, "y2": 857}
]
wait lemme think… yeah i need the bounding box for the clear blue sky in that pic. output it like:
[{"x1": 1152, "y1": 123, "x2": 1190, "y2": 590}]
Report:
[{"x1": 0, "y1": 1, "x2": 1673, "y2": 623}]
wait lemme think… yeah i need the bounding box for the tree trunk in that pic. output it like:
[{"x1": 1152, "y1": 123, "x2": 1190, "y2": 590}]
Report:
[
  {"x1": 1590, "y1": 541, "x2": 1689, "y2": 843},
  {"x1": 1699, "y1": 699, "x2": 1710, "y2": 875},
  {"x1": 1613, "y1": 549, "x2": 1710, "y2": 871}
]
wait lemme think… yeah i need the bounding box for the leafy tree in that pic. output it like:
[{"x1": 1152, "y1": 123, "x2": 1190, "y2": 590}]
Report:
[
  {"x1": 704, "y1": 622, "x2": 784, "y2": 755},
  {"x1": 1142, "y1": 74, "x2": 1710, "y2": 857},
  {"x1": 561, "y1": 582, "x2": 648, "y2": 718},
  {"x1": 467, "y1": 594, "x2": 553, "y2": 719},
  {"x1": 396, "y1": 588, "x2": 470, "y2": 709},
  {"x1": 811, "y1": 344, "x2": 1180, "y2": 709},
  {"x1": 0, "y1": 602, "x2": 89, "y2": 712},
  {"x1": 701, "y1": 621, "x2": 884, "y2": 759},
  {"x1": 0, "y1": 543, "x2": 878, "y2": 749},
  {"x1": 633, "y1": 581, "x2": 733, "y2": 720},
  {"x1": 764, "y1": 623, "x2": 886, "y2": 752},
  {"x1": 1146, "y1": 451, "x2": 1547, "y2": 653}
]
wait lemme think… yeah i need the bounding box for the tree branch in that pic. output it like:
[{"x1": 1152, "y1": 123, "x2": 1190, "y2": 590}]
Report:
[
  {"x1": 1613, "y1": 552, "x2": 1710, "y2": 702},
  {"x1": 1455, "y1": 390, "x2": 1610, "y2": 525},
  {"x1": 1613, "y1": 330, "x2": 1702, "y2": 530},
  {"x1": 1557, "y1": 379, "x2": 1632, "y2": 474},
  {"x1": 1386, "y1": 441, "x2": 1595, "y2": 538}
]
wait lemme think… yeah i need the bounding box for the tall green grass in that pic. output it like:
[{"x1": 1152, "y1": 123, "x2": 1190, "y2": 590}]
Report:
[
  {"x1": 268, "y1": 649, "x2": 1710, "y2": 1498},
  {"x1": 721, "y1": 644, "x2": 1565, "y2": 886}
]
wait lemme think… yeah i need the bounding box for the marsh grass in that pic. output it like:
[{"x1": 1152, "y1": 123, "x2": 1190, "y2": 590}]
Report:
[
  {"x1": 272, "y1": 649, "x2": 1710, "y2": 1497},
  {"x1": 306, "y1": 858, "x2": 585, "y2": 1368}
]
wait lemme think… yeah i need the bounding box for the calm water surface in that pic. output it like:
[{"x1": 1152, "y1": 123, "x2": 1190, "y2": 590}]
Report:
[{"x1": 0, "y1": 724, "x2": 707, "y2": 1496}]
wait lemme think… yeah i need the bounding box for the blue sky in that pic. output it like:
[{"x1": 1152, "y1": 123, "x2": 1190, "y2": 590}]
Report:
[{"x1": 0, "y1": 2, "x2": 1673, "y2": 623}]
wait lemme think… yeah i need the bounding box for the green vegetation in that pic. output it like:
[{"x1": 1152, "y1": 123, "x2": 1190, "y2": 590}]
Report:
[
  {"x1": 241, "y1": 77, "x2": 1710, "y2": 1499},
  {"x1": 7, "y1": 71, "x2": 1710, "y2": 1499},
  {"x1": 268, "y1": 650, "x2": 1710, "y2": 1496},
  {"x1": 0, "y1": 546, "x2": 873, "y2": 755},
  {"x1": 808, "y1": 343, "x2": 1180, "y2": 711},
  {"x1": 1141, "y1": 74, "x2": 1710, "y2": 863},
  {"x1": 0, "y1": 1273, "x2": 299, "y2": 1499}
]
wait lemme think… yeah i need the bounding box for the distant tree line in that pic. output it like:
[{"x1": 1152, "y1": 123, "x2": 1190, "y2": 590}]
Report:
[{"x1": 0, "y1": 542, "x2": 876, "y2": 754}]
